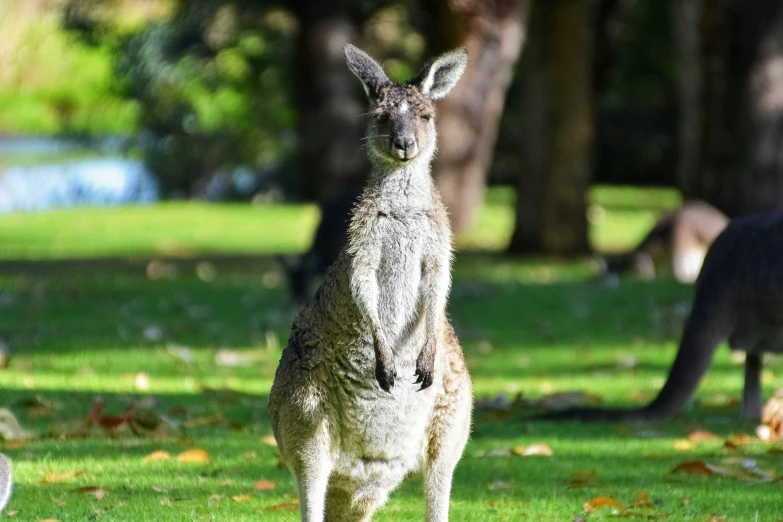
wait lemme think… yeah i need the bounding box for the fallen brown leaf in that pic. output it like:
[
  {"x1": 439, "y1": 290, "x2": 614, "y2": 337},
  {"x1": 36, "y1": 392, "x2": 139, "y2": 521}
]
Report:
[
  {"x1": 688, "y1": 430, "x2": 719, "y2": 442},
  {"x1": 634, "y1": 489, "x2": 652, "y2": 508},
  {"x1": 672, "y1": 461, "x2": 713, "y2": 476},
  {"x1": 583, "y1": 502, "x2": 595, "y2": 514},
  {"x1": 589, "y1": 496, "x2": 624, "y2": 510},
  {"x1": 85, "y1": 398, "x2": 103, "y2": 428},
  {"x1": 520, "y1": 443, "x2": 553, "y2": 456},
  {"x1": 254, "y1": 480, "x2": 276, "y2": 491},
  {"x1": 98, "y1": 416, "x2": 127, "y2": 431},
  {"x1": 267, "y1": 501, "x2": 299, "y2": 511},
  {"x1": 232, "y1": 494, "x2": 251, "y2": 503},
  {"x1": 143, "y1": 450, "x2": 171, "y2": 462},
  {"x1": 724, "y1": 433, "x2": 753, "y2": 449},
  {"x1": 76, "y1": 486, "x2": 107, "y2": 501},
  {"x1": 177, "y1": 449, "x2": 210, "y2": 463},
  {"x1": 42, "y1": 469, "x2": 85, "y2": 484}
]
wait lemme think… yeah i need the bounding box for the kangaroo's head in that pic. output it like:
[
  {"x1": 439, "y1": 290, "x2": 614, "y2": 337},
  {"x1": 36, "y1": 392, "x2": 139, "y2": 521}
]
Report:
[{"x1": 344, "y1": 44, "x2": 468, "y2": 166}]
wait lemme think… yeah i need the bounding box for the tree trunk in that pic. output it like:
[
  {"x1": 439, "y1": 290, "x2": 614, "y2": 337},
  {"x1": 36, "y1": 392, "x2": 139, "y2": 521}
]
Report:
[
  {"x1": 291, "y1": 0, "x2": 368, "y2": 201},
  {"x1": 429, "y1": 0, "x2": 529, "y2": 232},
  {"x1": 508, "y1": 0, "x2": 593, "y2": 256},
  {"x1": 676, "y1": 0, "x2": 783, "y2": 216}
]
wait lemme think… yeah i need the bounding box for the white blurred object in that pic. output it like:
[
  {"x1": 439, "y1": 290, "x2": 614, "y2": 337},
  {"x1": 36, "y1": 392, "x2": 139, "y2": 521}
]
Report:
[{"x1": 0, "y1": 158, "x2": 159, "y2": 213}]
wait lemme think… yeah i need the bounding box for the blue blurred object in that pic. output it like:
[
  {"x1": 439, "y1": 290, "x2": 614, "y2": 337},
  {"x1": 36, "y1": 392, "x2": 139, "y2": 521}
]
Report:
[{"x1": 0, "y1": 158, "x2": 159, "y2": 213}]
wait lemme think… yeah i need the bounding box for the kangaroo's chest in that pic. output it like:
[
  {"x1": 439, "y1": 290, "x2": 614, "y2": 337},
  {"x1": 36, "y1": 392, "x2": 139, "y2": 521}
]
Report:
[{"x1": 375, "y1": 213, "x2": 433, "y2": 342}]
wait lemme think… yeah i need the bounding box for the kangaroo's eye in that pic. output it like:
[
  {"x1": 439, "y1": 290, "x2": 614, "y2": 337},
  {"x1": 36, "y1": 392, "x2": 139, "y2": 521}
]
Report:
[{"x1": 420, "y1": 114, "x2": 432, "y2": 122}]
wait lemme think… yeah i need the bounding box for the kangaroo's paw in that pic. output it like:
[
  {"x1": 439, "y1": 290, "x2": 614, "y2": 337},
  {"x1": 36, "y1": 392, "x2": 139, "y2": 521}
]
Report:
[
  {"x1": 414, "y1": 343, "x2": 435, "y2": 391},
  {"x1": 376, "y1": 358, "x2": 396, "y2": 393}
]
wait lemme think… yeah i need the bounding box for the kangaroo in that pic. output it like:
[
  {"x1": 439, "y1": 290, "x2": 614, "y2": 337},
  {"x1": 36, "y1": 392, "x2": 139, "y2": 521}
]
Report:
[
  {"x1": 268, "y1": 44, "x2": 472, "y2": 522},
  {"x1": 600, "y1": 200, "x2": 728, "y2": 283},
  {"x1": 537, "y1": 212, "x2": 783, "y2": 422},
  {"x1": 279, "y1": 185, "x2": 362, "y2": 304},
  {"x1": 0, "y1": 454, "x2": 11, "y2": 512}
]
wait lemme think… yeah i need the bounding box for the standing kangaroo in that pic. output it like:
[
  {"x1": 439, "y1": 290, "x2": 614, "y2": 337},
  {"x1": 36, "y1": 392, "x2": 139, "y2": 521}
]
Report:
[
  {"x1": 268, "y1": 44, "x2": 472, "y2": 522},
  {"x1": 600, "y1": 200, "x2": 729, "y2": 284},
  {"x1": 538, "y1": 212, "x2": 783, "y2": 422}
]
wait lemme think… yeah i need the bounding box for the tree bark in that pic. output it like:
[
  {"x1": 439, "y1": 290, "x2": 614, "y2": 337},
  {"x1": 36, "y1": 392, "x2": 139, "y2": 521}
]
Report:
[
  {"x1": 429, "y1": 0, "x2": 529, "y2": 232},
  {"x1": 508, "y1": 0, "x2": 593, "y2": 256},
  {"x1": 676, "y1": 0, "x2": 783, "y2": 216},
  {"x1": 290, "y1": 0, "x2": 368, "y2": 201}
]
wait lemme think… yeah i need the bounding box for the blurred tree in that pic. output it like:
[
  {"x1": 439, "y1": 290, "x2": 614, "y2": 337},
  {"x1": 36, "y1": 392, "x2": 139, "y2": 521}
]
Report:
[
  {"x1": 64, "y1": 0, "x2": 296, "y2": 198},
  {"x1": 675, "y1": 0, "x2": 783, "y2": 216},
  {"x1": 289, "y1": 0, "x2": 368, "y2": 201},
  {"x1": 427, "y1": 0, "x2": 529, "y2": 232},
  {"x1": 507, "y1": 0, "x2": 593, "y2": 256}
]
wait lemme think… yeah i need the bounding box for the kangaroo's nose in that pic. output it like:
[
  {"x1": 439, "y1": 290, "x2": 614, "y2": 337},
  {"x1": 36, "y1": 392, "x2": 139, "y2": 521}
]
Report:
[{"x1": 392, "y1": 137, "x2": 415, "y2": 152}]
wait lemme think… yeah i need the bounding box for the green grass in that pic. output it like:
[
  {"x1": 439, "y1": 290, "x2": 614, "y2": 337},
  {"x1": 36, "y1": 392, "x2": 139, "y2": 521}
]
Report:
[{"x1": 2, "y1": 186, "x2": 782, "y2": 521}]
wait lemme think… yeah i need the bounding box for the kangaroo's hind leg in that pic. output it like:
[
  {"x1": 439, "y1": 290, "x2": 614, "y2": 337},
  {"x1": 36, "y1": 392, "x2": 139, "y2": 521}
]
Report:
[
  {"x1": 280, "y1": 418, "x2": 333, "y2": 522},
  {"x1": 742, "y1": 352, "x2": 763, "y2": 421},
  {"x1": 423, "y1": 344, "x2": 472, "y2": 522}
]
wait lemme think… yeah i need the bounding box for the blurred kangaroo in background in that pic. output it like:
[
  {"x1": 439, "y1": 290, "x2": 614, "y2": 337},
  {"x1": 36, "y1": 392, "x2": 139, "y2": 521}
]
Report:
[
  {"x1": 538, "y1": 212, "x2": 783, "y2": 422},
  {"x1": 269, "y1": 44, "x2": 472, "y2": 522},
  {"x1": 599, "y1": 200, "x2": 728, "y2": 283},
  {"x1": 278, "y1": 185, "x2": 362, "y2": 304},
  {"x1": 0, "y1": 454, "x2": 11, "y2": 513}
]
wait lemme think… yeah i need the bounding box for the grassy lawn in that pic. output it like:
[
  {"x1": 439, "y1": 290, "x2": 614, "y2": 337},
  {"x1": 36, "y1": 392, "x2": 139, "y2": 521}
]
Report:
[{"x1": 1, "y1": 186, "x2": 781, "y2": 521}]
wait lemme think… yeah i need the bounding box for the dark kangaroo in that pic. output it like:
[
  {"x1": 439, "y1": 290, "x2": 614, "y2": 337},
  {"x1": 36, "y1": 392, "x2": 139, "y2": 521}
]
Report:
[
  {"x1": 279, "y1": 185, "x2": 362, "y2": 303},
  {"x1": 600, "y1": 200, "x2": 728, "y2": 283},
  {"x1": 539, "y1": 212, "x2": 783, "y2": 422}
]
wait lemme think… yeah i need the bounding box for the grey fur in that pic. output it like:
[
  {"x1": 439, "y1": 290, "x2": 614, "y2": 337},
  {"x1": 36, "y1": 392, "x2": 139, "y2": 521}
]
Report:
[
  {"x1": 344, "y1": 44, "x2": 391, "y2": 99},
  {"x1": 538, "y1": 211, "x2": 783, "y2": 422},
  {"x1": 269, "y1": 44, "x2": 472, "y2": 522},
  {"x1": 0, "y1": 454, "x2": 11, "y2": 512}
]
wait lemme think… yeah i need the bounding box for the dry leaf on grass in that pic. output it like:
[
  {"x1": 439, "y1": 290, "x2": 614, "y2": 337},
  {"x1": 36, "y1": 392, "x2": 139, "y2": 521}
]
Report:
[
  {"x1": 724, "y1": 433, "x2": 753, "y2": 449},
  {"x1": 588, "y1": 497, "x2": 624, "y2": 510},
  {"x1": 254, "y1": 480, "x2": 276, "y2": 490},
  {"x1": 267, "y1": 501, "x2": 299, "y2": 511},
  {"x1": 41, "y1": 470, "x2": 85, "y2": 484},
  {"x1": 261, "y1": 435, "x2": 277, "y2": 447},
  {"x1": 232, "y1": 494, "x2": 251, "y2": 503},
  {"x1": 672, "y1": 461, "x2": 713, "y2": 476},
  {"x1": 76, "y1": 486, "x2": 107, "y2": 501},
  {"x1": 519, "y1": 443, "x2": 553, "y2": 456},
  {"x1": 143, "y1": 450, "x2": 171, "y2": 462},
  {"x1": 687, "y1": 430, "x2": 719, "y2": 442},
  {"x1": 634, "y1": 489, "x2": 653, "y2": 508},
  {"x1": 672, "y1": 460, "x2": 772, "y2": 481},
  {"x1": 176, "y1": 449, "x2": 210, "y2": 463}
]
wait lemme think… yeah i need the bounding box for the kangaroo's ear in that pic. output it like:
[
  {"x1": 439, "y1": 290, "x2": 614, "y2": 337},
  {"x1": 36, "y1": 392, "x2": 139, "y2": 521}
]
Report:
[
  {"x1": 411, "y1": 48, "x2": 468, "y2": 100},
  {"x1": 344, "y1": 44, "x2": 391, "y2": 100}
]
